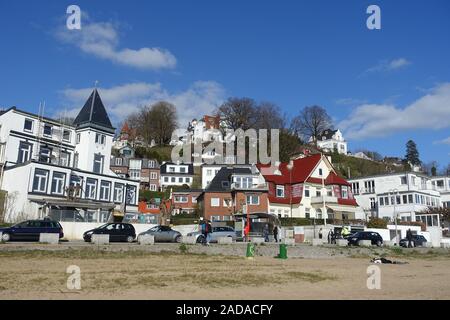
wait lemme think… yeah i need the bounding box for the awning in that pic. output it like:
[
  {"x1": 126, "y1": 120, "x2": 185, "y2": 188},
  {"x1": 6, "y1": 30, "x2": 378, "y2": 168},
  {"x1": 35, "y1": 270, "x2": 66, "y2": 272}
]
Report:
[
  {"x1": 29, "y1": 196, "x2": 116, "y2": 210},
  {"x1": 326, "y1": 204, "x2": 357, "y2": 213}
]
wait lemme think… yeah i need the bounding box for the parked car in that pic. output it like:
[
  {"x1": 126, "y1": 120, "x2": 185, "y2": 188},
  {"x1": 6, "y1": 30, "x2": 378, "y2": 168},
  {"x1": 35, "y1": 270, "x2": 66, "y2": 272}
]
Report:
[
  {"x1": 347, "y1": 231, "x2": 383, "y2": 247},
  {"x1": 138, "y1": 225, "x2": 182, "y2": 243},
  {"x1": 399, "y1": 234, "x2": 427, "y2": 247},
  {"x1": 0, "y1": 219, "x2": 64, "y2": 242},
  {"x1": 187, "y1": 226, "x2": 237, "y2": 243},
  {"x1": 83, "y1": 223, "x2": 136, "y2": 243}
]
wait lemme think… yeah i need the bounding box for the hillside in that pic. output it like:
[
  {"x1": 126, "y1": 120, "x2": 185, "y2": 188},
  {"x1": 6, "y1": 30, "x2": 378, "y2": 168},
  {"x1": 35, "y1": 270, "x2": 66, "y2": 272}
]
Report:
[{"x1": 328, "y1": 152, "x2": 409, "y2": 179}]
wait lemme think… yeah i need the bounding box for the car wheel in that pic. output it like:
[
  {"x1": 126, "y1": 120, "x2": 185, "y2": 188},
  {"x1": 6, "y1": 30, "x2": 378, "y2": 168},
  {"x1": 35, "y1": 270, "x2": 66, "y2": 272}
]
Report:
[
  {"x1": 1, "y1": 233, "x2": 10, "y2": 242},
  {"x1": 196, "y1": 235, "x2": 204, "y2": 243},
  {"x1": 126, "y1": 236, "x2": 134, "y2": 243},
  {"x1": 376, "y1": 240, "x2": 382, "y2": 247},
  {"x1": 175, "y1": 235, "x2": 182, "y2": 243},
  {"x1": 356, "y1": 240, "x2": 360, "y2": 246}
]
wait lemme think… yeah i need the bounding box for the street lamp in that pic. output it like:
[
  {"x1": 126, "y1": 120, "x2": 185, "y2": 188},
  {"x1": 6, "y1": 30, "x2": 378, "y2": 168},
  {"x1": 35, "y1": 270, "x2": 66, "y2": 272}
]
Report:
[
  {"x1": 286, "y1": 160, "x2": 294, "y2": 218},
  {"x1": 389, "y1": 188, "x2": 399, "y2": 245}
]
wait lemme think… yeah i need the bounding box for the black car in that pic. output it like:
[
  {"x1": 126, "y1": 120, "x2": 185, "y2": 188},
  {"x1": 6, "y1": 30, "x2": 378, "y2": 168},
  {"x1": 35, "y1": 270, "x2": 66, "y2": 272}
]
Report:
[
  {"x1": 0, "y1": 220, "x2": 64, "y2": 242},
  {"x1": 347, "y1": 231, "x2": 383, "y2": 247},
  {"x1": 399, "y1": 234, "x2": 427, "y2": 247},
  {"x1": 83, "y1": 223, "x2": 136, "y2": 243}
]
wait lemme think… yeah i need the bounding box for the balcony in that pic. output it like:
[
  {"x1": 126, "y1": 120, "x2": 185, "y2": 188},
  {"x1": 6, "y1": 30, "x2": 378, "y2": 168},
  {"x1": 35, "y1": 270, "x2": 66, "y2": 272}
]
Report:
[
  {"x1": 230, "y1": 182, "x2": 268, "y2": 191},
  {"x1": 310, "y1": 195, "x2": 338, "y2": 204}
]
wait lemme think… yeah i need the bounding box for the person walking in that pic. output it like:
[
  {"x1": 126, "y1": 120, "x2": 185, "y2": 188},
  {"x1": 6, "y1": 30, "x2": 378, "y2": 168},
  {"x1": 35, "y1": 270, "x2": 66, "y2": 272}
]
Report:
[
  {"x1": 319, "y1": 228, "x2": 323, "y2": 239},
  {"x1": 263, "y1": 224, "x2": 270, "y2": 242},
  {"x1": 205, "y1": 220, "x2": 212, "y2": 245},
  {"x1": 200, "y1": 221, "x2": 207, "y2": 245},
  {"x1": 406, "y1": 228, "x2": 413, "y2": 248},
  {"x1": 273, "y1": 225, "x2": 279, "y2": 243},
  {"x1": 327, "y1": 229, "x2": 333, "y2": 244}
]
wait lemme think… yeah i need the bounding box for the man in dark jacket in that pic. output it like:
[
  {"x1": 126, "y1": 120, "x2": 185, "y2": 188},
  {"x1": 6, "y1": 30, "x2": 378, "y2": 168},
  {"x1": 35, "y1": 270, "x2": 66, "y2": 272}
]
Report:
[
  {"x1": 273, "y1": 226, "x2": 279, "y2": 243},
  {"x1": 406, "y1": 229, "x2": 413, "y2": 248}
]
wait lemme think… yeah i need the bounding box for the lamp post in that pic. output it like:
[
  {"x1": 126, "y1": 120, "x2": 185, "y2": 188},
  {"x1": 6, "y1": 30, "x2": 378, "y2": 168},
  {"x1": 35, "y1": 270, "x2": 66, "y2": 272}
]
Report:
[
  {"x1": 287, "y1": 160, "x2": 294, "y2": 218},
  {"x1": 389, "y1": 188, "x2": 399, "y2": 245}
]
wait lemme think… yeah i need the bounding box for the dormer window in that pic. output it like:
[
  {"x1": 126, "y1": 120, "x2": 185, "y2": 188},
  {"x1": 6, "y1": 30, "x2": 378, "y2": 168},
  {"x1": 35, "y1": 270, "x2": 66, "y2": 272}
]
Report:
[
  {"x1": 95, "y1": 133, "x2": 106, "y2": 145},
  {"x1": 62, "y1": 129, "x2": 71, "y2": 142}
]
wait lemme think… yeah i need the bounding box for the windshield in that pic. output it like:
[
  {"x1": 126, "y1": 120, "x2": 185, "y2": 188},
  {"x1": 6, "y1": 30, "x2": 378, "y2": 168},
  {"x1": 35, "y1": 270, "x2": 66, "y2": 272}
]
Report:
[
  {"x1": 98, "y1": 223, "x2": 110, "y2": 229},
  {"x1": 148, "y1": 226, "x2": 159, "y2": 232},
  {"x1": 351, "y1": 232, "x2": 361, "y2": 237}
]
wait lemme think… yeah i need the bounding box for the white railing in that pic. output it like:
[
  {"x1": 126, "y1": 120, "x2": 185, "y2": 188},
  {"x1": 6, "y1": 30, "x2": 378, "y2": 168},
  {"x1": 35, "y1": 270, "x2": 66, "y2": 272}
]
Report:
[{"x1": 310, "y1": 195, "x2": 338, "y2": 204}]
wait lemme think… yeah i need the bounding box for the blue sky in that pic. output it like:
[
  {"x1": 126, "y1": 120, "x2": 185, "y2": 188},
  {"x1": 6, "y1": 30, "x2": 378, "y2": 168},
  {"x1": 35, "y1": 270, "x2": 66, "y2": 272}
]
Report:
[{"x1": 0, "y1": 0, "x2": 449, "y2": 168}]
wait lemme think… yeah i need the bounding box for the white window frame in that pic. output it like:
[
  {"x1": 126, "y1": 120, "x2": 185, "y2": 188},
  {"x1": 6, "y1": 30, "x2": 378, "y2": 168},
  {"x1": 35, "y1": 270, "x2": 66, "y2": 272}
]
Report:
[
  {"x1": 211, "y1": 198, "x2": 220, "y2": 207},
  {"x1": 51, "y1": 172, "x2": 66, "y2": 195},
  {"x1": 24, "y1": 118, "x2": 34, "y2": 133},
  {"x1": 100, "y1": 181, "x2": 111, "y2": 201},
  {"x1": 33, "y1": 169, "x2": 48, "y2": 193},
  {"x1": 246, "y1": 195, "x2": 260, "y2": 205},
  {"x1": 276, "y1": 185, "x2": 285, "y2": 198}
]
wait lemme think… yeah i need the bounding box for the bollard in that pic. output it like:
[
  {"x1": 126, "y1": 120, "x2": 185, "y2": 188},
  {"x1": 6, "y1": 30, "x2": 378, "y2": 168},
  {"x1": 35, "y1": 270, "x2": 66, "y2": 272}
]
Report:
[
  {"x1": 277, "y1": 244, "x2": 288, "y2": 259},
  {"x1": 246, "y1": 242, "x2": 255, "y2": 259}
]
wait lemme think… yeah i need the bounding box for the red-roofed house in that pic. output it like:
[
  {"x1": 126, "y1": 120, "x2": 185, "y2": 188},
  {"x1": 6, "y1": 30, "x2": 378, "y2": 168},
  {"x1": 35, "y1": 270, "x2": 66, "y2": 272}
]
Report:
[{"x1": 258, "y1": 154, "x2": 359, "y2": 221}]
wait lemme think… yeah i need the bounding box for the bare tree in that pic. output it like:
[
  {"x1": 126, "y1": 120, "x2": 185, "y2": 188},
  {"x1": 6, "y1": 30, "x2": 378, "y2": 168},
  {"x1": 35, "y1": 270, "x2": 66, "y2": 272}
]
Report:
[
  {"x1": 291, "y1": 105, "x2": 333, "y2": 145},
  {"x1": 254, "y1": 102, "x2": 285, "y2": 130},
  {"x1": 216, "y1": 97, "x2": 259, "y2": 130}
]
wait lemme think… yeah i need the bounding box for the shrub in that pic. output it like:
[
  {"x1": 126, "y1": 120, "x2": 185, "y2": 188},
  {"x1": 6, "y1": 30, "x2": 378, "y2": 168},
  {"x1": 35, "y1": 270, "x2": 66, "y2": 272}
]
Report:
[{"x1": 367, "y1": 217, "x2": 388, "y2": 229}]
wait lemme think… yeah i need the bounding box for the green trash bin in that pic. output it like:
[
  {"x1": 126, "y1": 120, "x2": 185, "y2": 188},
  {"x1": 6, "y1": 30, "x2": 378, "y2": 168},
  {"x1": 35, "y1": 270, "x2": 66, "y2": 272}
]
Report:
[
  {"x1": 246, "y1": 243, "x2": 255, "y2": 259},
  {"x1": 277, "y1": 244, "x2": 288, "y2": 259}
]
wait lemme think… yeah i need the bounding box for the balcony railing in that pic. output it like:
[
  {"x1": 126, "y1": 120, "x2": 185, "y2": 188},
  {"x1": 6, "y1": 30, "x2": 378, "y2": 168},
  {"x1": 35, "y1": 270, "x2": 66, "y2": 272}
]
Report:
[
  {"x1": 230, "y1": 182, "x2": 268, "y2": 190},
  {"x1": 310, "y1": 195, "x2": 338, "y2": 204}
]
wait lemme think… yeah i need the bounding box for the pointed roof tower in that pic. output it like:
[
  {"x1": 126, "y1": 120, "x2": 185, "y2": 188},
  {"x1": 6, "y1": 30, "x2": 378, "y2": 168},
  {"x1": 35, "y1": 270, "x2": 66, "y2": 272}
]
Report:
[{"x1": 73, "y1": 88, "x2": 115, "y2": 134}]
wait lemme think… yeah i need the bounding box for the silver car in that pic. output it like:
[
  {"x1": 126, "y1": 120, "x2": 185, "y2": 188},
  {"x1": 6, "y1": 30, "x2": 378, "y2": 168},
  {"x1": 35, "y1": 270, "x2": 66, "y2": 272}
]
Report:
[
  {"x1": 138, "y1": 225, "x2": 182, "y2": 243},
  {"x1": 187, "y1": 226, "x2": 237, "y2": 243}
]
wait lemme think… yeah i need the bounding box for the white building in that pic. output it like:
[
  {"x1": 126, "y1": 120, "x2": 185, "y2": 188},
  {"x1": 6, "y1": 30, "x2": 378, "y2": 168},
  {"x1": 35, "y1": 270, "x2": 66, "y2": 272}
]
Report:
[
  {"x1": 431, "y1": 176, "x2": 450, "y2": 208},
  {"x1": 160, "y1": 162, "x2": 194, "y2": 190},
  {"x1": 0, "y1": 89, "x2": 139, "y2": 223},
  {"x1": 310, "y1": 129, "x2": 347, "y2": 155},
  {"x1": 348, "y1": 172, "x2": 441, "y2": 226}
]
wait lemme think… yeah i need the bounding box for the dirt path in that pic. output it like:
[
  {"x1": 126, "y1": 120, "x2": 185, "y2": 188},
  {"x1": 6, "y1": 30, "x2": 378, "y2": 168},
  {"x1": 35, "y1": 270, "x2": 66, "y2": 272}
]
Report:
[{"x1": 0, "y1": 250, "x2": 449, "y2": 299}]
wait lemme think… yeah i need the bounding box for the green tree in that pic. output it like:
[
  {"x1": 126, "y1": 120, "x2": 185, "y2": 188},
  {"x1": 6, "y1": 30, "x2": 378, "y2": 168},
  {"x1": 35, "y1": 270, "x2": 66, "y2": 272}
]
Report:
[{"x1": 405, "y1": 140, "x2": 421, "y2": 166}]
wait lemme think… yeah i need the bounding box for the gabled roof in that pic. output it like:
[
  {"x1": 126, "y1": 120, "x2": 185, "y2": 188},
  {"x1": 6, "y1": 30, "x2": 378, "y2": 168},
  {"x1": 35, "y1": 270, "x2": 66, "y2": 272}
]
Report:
[
  {"x1": 258, "y1": 154, "x2": 322, "y2": 185},
  {"x1": 73, "y1": 89, "x2": 115, "y2": 133},
  {"x1": 206, "y1": 167, "x2": 253, "y2": 192}
]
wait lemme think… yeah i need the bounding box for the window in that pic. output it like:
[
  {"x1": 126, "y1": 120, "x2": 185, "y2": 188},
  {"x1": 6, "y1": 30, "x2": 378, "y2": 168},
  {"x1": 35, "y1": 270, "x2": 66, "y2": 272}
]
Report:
[
  {"x1": 69, "y1": 175, "x2": 82, "y2": 198},
  {"x1": 149, "y1": 184, "x2": 157, "y2": 192},
  {"x1": 39, "y1": 147, "x2": 51, "y2": 163},
  {"x1": 379, "y1": 197, "x2": 384, "y2": 206},
  {"x1": 211, "y1": 198, "x2": 220, "y2": 207},
  {"x1": 364, "y1": 180, "x2": 375, "y2": 193},
  {"x1": 62, "y1": 130, "x2": 71, "y2": 142},
  {"x1": 126, "y1": 185, "x2": 137, "y2": 205},
  {"x1": 73, "y1": 153, "x2": 79, "y2": 169},
  {"x1": 17, "y1": 141, "x2": 33, "y2": 164},
  {"x1": 234, "y1": 176, "x2": 252, "y2": 189},
  {"x1": 129, "y1": 169, "x2": 140, "y2": 180},
  {"x1": 174, "y1": 195, "x2": 188, "y2": 203},
  {"x1": 316, "y1": 190, "x2": 321, "y2": 197},
  {"x1": 400, "y1": 176, "x2": 407, "y2": 185},
  {"x1": 115, "y1": 158, "x2": 123, "y2": 166},
  {"x1": 24, "y1": 119, "x2": 33, "y2": 132},
  {"x1": 100, "y1": 181, "x2": 111, "y2": 201},
  {"x1": 149, "y1": 160, "x2": 155, "y2": 168},
  {"x1": 408, "y1": 194, "x2": 413, "y2": 204},
  {"x1": 396, "y1": 195, "x2": 401, "y2": 205},
  {"x1": 318, "y1": 168, "x2": 323, "y2": 176},
  {"x1": 351, "y1": 182, "x2": 360, "y2": 195},
  {"x1": 384, "y1": 196, "x2": 389, "y2": 205},
  {"x1": 305, "y1": 208, "x2": 310, "y2": 219},
  {"x1": 85, "y1": 178, "x2": 97, "y2": 200},
  {"x1": 207, "y1": 169, "x2": 212, "y2": 175},
  {"x1": 276, "y1": 185, "x2": 285, "y2": 197},
  {"x1": 51, "y1": 172, "x2": 66, "y2": 195},
  {"x1": 93, "y1": 154, "x2": 104, "y2": 174},
  {"x1": 403, "y1": 195, "x2": 408, "y2": 204},
  {"x1": 43, "y1": 124, "x2": 52, "y2": 136},
  {"x1": 185, "y1": 178, "x2": 191, "y2": 183},
  {"x1": 32, "y1": 169, "x2": 49, "y2": 193},
  {"x1": 76, "y1": 133, "x2": 81, "y2": 144},
  {"x1": 436, "y1": 180, "x2": 444, "y2": 188},
  {"x1": 341, "y1": 186, "x2": 349, "y2": 199},
  {"x1": 180, "y1": 167, "x2": 186, "y2": 173},
  {"x1": 178, "y1": 177, "x2": 183, "y2": 183},
  {"x1": 304, "y1": 186, "x2": 310, "y2": 197},
  {"x1": 222, "y1": 181, "x2": 230, "y2": 188},
  {"x1": 95, "y1": 133, "x2": 106, "y2": 145},
  {"x1": 150, "y1": 172, "x2": 158, "y2": 180},
  {"x1": 192, "y1": 196, "x2": 197, "y2": 203},
  {"x1": 169, "y1": 166, "x2": 175, "y2": 173},
  {"x1": 171, "y1": 177, "x2": 176, "y2": 183},
  {"x1": 246, "y1": 195, "x2": 259, "y2": 205},
  {"x1": 114, "y1": 183, "x2": 124, "y2": 203},
  {"x1": 164, "y1": 177, "x2": 169, "y2": 182},
  {"x1": 370, "y1": 197, "x2": 376, "y2": 209},
  {"x1": 59, "y1": 151, "x2": 70, "y2": 167}
]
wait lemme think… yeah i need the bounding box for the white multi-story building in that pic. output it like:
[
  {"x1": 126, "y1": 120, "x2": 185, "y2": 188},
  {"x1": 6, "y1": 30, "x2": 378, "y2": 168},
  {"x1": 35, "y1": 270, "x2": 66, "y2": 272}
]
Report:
[
  {"x1": 431, "y1": 176, "x2": 450, "y2": 208},
  {"x1": 160, "y1": 162, "x2": 194, "y2": 190},
  {"x1": 310, "y1": 129, "x2": 347, "y2": 155},
  {"x1": 348, "y1": 172, "x2": 441, "y2": 226},
  {"x1": 0, "y1": 89, "x2": 139, "y2": 223}
]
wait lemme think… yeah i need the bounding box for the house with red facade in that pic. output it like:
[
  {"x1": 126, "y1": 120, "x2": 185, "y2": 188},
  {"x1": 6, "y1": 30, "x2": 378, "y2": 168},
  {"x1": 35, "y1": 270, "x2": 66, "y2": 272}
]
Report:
[
  {"x1": 258, "y1": 154, "x2": 359, "y2": 221},
  {"x1": 171, "y1": 189, "x2": 203, "y2": 215}
]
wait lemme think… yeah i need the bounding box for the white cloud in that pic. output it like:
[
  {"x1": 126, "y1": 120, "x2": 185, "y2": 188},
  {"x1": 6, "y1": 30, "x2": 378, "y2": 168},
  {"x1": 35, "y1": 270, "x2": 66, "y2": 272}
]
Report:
[
  {"x1": 335, "y1": 98, "x2": 369, "y2": 106},
  {"x1": 339, "y1": 83, "x2": 450, "y2": 140},
  {"x1": 434, "y1": 137, "x2": 450, "y2": 145},
  {"x1": 60, "y1": 81, "x2": 226, "y2": 128},
  {"x1": 366, "y1": 58, "x2": 411, "y2": 73},
  {"x1": 55, "y1": 19, "x2": 176, "y2": 70}
]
